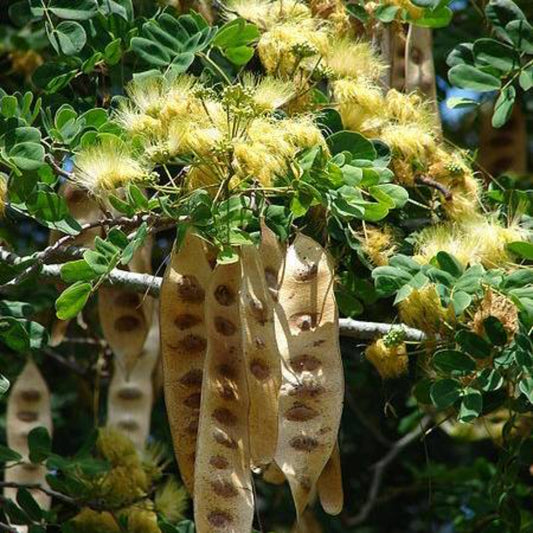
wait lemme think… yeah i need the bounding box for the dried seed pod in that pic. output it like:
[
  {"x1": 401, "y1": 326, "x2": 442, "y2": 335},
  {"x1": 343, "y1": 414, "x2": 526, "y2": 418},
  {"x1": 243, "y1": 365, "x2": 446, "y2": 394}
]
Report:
[
  {"x1": 99, "y1": 239, "x2": 154, "y2": 375},
  {"x1": 274, "y1": 234, "x2": 344, "y2": 517},
  {"x1": 317, "y1": 443, "x2": 343, "y2": 515},
  {"x1": 194, "y1": 258, "x2": 254, "y2": 533},
  {"x1": 259, "y1": 220, "x2": 286, "y2": 300},
  {"x1": 262, "y1": 461, "x2": 286, "y2": 485},
  {"x1": 4, "y1": 360, "x2": 52, "y2": 532},
  {"x1": 107, "y1": 306, "x2": 160, "y2": 450},
  {"x1": 160, "y1": 232, "x2": 212, "y2": 494},
  {"x1": 241, "y1": 244, "x2": 281, "y2": 467}
]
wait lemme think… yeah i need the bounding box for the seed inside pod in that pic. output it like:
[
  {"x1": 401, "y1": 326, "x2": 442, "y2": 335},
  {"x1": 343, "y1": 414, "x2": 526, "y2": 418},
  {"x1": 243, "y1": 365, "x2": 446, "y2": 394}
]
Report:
[
  {"x1": 114, "y1": 292, "x2": 141, "y2": 307},
  {"x1": 176, "y1": 275, "x2": 205, "y2": 303},
  {"x1": 294, "y1": 263, "x2": 318, "y2": 282},
  {"x1": 19, "y1": 389, "x2": 41, "y2": 402},
  {"x1": 186, "y1": 419, "x2": 199, "y2": 434},
  {"x1": 290, "y1": 354, "x2": 322, "y2": 373},
  {"x1": 289, "y1": 435, "x2": 319, "y2": 452},
  {"x1": 210, "y1": 455, "x2": 229, "y2": 470},
  {"x1": 213, "y1": 407, "x2": 237, "y2": 426},
  {"x1": 214, "y1": 317, "x2": 237, "y2": 336},
  {"x1": 114, "y1": 315, "x2": 142, "y2": 332},
  {"x1": 117, "y1": 386, "x2": 143, "y2": 400},
  {"x1": 289, "y1": 381, "x2": 326, "y2": 398},
  {"x1": 179, "y1": 369, "x2": 203, "y2": 387},
  {"x1": 174, "y1": 314, "x2": 202, "y2": 330},
  {"x1": 184, "y1": 392, "x2": 202, "y2": 408},
  {"x1": 208, "y1": 510, "x2": 233, "y2": 528},
  {"x1": 250, "y1": 359, "x2": 270, "y2": 380},
  {"x1": 179, "y1": 334, "x2": 207, "y2": 353},
  {"x1": 211, "y1": 479, "x2": 239, "y2": 498},
  {"x1": 285, "y1": 403, "x2": 319, "y2": 422},
  {"x1": 16, "y1": 411, "x2": 38, "y2": 422},
  {"x1": 213, "y1": 428, "x2": 238, "y2": 449},
  {"x1": 118, "y1": 419, "x2": 139, "y2": 431},
  {"x1": 290, "y1": 312, "x2": 318, "y2": 331},
  {"x1": 215, "y1": 285, "x2": 235, "y2": 306}
]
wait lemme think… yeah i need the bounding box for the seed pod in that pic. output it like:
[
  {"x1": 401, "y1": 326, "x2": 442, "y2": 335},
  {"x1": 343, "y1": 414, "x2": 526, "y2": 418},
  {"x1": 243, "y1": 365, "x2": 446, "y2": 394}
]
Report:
[
  {"x1": 107, "y1": 306, "x2": 160, "y2": 450},
  {"x1": 317, "y1": 442, "x2": 343, "y2": 515},
  {"x1": 262, "y1": 461, "x2": 286, "y2": 485},
  {"x1": 241, "y1": 244, "x2": 281, "y2": 467},
  {"x1": 194, "y1": 258, "x2": 254, "y2": 533},
  {"x1": 4, "y1": 360, "x2": 52, "y2": 532},
  {"x1": 274, "y1": 234, "x2": 344, "y2": 518},
  {"x1": 99, "y1": 239, "x2": 154, "y2": 375},
  {"x1": 160, "y1": 232, "x2": 212, "y2": 495},
  {"x1": 259, "y1": 220, "x2": 286, "y2": 300}
]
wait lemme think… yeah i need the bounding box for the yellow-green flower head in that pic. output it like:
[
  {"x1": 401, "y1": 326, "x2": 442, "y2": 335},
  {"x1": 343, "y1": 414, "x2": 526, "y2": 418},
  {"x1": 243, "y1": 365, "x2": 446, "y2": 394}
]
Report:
[
  {"x1": 241, "y1": 73, "x2": 296, "y2": 112},
  {"x1": 385, "y1": 89, "x2": 438, "y2": 130},
  {"x1": 74, "y1": 139, "x2": 149, "y2": 194},
  {"x1": 365, "y1": 339, "x2": 408, "y2": 379},
  {"x1": 155, "y1": 478, "x2": 188, "y2": 523},
  {"x1": 0, "y1": 174, "x2": 7, "y2": 216},
  {"x1": 224, "y1": 0, "x2": 313, "y2": 30},
  {"x1": 97, "y1": 427, "x2": 140, "y2": 468},
  {"x1": 380, "y1": 123, "x2": 437, "y2": 162},
  {"x1": 326, "y1": 38, "x2": 385, "y2": 80},
  {"x1": 71, "y1": 508, "x2": 119, "y2": 533},
  {"x1": 361, "y1": 225, "x2": 396, "y2": 266},
  {"x1": 123, "y1": 507, "x2": 160, "y2": 533},
  {"x1": 101, "y1": 465, "x2": 149, "y2": 507}
]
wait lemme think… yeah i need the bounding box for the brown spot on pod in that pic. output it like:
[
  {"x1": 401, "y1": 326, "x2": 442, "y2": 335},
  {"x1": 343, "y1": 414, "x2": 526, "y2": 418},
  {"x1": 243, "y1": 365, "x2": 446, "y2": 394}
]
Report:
[
  {"x1": 285, "y1": 403, "x2": 319, "y2": 422},
  {"x1": 208, "y1": 510, "x2": 233, "y2": 528},
  {"x1": 289, "y1": 382, "x2": 326, "y2": 399},
  {"x1": 174, "y1": 314, "x2": 202, "y2": 330},
  {"x1": 21, "y1": 463, "x2": 40, "y2": 472},
  {"x1": 186, "y1": 419, "x2": 199, "y2": 434},
  {"x1": 290, "y1": 354, "x2": 322, "y2": 373},
  {"x1": 179, "y1": 369, "x2": 203, "y2": 387},
  {"x1": 19, "y1": 390, "x2": 41, "y2": 402},
  {"x1": 214, "y1": 285, "x2": 235, "y2": 306},
  {"x1": 16, "y1": 411, "x2": 38, "y2": 422},
  {"x1": 117, "y1": 387, "x2": 142, "y2": 400},
  {"x1": 294, "y1": 263, "x2": 318, "y2": 282},
  {"x1": 213, "y1": 429, "x2": 238, "y2": 449},
  {"x1": 114, "y1": 315, "x2": 142, "y2": 332},
  {"x1": 250, "y1": 359, "x2": 270, "y2": 380},
  {"x1": 213, "y1": 408, "x2": 237, "y2": 426},
  {"x1": 211, "y1": 479, "x2": 239, "y2": 498},
  {"x1": 289, "y1": 435, "x2": 319, "y2": 451},
  {"x1": 214, "y1": 317, "x2": 237, "y2": 336},
  {"x1": 313, "y1": 339, "x2": 326, "y2": 347},
  {"x1": 290, "y1": 313, "x2": 318, "y2": 331},
  {"x1": 176, "y1": 275, "x2": 205, "y2": 303},
  {"x1": 210, "y1": 455, "x2": 229, "y2": 470},
  {"x1": 183, "y1": 392, "x2": 201, "y2": 409},
  {"x1": 114, "y1": 292, "x2": 141, "y2": 307},
  {"x1": 179, "y1": 334, "x2": 207, "y2": 353},
  {"x1": 118, "y1": 419, "x2": 140, "y2": 431}
]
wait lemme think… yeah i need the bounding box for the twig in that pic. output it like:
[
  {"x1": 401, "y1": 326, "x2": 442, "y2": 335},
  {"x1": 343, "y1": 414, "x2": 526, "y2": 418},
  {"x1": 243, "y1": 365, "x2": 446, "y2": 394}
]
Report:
[
  {"x1": 0, "y1": 481, "x2": 76, "y2": 506},
  {"x1": 347, "y1": 416, "x2": 431, "y2": 526},
  {"x1": 415, "y1": 176, "x2": 453, "y2": 201},
  {"x1": 0, "y1": 247, "x2": 427, "y2": 341}
]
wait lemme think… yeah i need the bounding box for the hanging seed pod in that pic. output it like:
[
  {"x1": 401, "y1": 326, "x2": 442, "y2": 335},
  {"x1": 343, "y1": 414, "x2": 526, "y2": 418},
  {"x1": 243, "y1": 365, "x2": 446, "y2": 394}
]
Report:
[
  {"x1": 107, "y1": 306, "x2": 160, "y2": 450},
  {"x1": 274, "y1": 234, "x2": 344, "y2": 518},
  {"x1": 160, "y1": 231, "x2": 212, "y2": 495},
  {"x1": 259, "y1": 220, "x2": 286, "y2": 300},
  {"x1": 241, "y1": 244, "x2": 281, "y2": 468},
  {"x1": 99, "y1": 238, "x2": 154, "y2": 375},
  {"x1": 317, "y1": 442, "x2": 343, "y2": 515},
  {"x1": 262, "y1": 461, "x2": 286, "y2": 485},
  {"x1": 4, "y1": 360, "x2": 52, "y2": 532},
  {"x1": 194, "y1": 258, "x2": 254, "y2": 533}
]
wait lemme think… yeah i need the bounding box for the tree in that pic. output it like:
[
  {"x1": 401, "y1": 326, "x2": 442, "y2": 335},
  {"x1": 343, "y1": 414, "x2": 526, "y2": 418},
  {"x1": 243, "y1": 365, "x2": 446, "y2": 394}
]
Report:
[{"x1": 1, "y1": 0, "x2": 533, "y2": 532}]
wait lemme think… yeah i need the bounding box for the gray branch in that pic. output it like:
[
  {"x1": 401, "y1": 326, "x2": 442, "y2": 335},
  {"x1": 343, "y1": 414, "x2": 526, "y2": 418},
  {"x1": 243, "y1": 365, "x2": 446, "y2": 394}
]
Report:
[{"x1": 0, "y1": 247, "x2": 426, "y2": 341}]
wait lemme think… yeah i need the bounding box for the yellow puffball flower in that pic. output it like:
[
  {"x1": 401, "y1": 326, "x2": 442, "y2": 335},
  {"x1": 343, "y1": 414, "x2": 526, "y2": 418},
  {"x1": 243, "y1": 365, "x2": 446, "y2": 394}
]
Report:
[
  {"x1": 97, "y1": 427, "x2": 140, "y2": 468},
  {"x1": 71, "y1": 508, "x2": 119, "y2": 533},
  {"x1": 233, "y1": 140, "x2": 287, "y2": 187},
  {"x1": 74, "y1": 139, "x2": 149, "y2": 194},
  {"x1": 326, "y1": 38, "x2": 385, "y2": 80},
  {"x1": 361, "y1": 225, "x2": 396, "y2": 266},
  {"x1": 380, "y1": 123, "x2": 437, "y2": 162},
  {"x1": 399, "y1": 284, "x2": 455, "y2": 336},
  {"x1": 365, "y1": 339, "x2": 409, "y2": 379},
  {"x1": 101, "y1": 465, "x2": 149, "y2": 507},
  {"x1": 242, "y1": 73, "x2": 296, "y2": 112},
  {"x1": 0, "y1": 174, "x2": 7, "y2": 216},
  {"x1": 155, "y1": 478, "x2": 189, "y2": 523},
  {"x1": 125, "y1": 508, "x2": 160, "y2": 533},
  {"x1": 281, "y1": 115, "x2": 327, "y2": 151},
  {"x1": 385, "y1": 89, "x2": 438, "y2": 130}
]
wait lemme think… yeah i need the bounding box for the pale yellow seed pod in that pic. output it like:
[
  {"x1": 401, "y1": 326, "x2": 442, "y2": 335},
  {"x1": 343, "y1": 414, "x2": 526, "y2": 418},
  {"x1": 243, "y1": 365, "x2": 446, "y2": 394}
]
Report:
[
  {"x1": 317, "y1": 442, "x2": 343, "y2": 515},
  {"x1": 4, "y1": 360, "x2": 53, "y2": 533}
]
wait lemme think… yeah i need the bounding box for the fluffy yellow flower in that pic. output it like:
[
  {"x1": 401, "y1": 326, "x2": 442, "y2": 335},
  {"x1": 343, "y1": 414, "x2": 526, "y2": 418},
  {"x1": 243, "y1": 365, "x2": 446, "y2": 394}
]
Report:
[
  {"x1": 97, "y1": 427, "x2": 140, "y2": 468},
  {"x1": 74, "y1": 139, "x2": 149, "y2": 193},
  {"x1": 380, "y1": 123, "x2": 437, "y2": 162},
  {"x1": 101, "y1": 465, "x2": 149, "y2": 507},
  {"x1": 326, "y1": 38, "x2": 384, "y2": 80},
  {"x1": 385, "y1": 89, "x2": 438, "y2": 130},
  {"x1": 365, "y1": 339, "x2": 408, "y2": 379},
  {"x1": 399, "y1": 284, "x2": 455, "y2": 336},
  {"x1": 242, "y1": 73, "x2": 296, "y2": 112},
  {"x1": 361, "y1": 226, "x2": 396, "y2": 266},
  {"x1": 125, "y1": 507, "x2": 160, "y2": 533},
  {"x1": 233, "y1": 140, "x2": 287, "y2": 186},
  {"x1": 155, "y1": 478, "x2": 188, "y2": 523},
  {"x1": 224, "y1": 0, "x2": 312, "y2": 29},
  {"x1": 71, "y1": 508, "x2": 119, "y2": 533},
  {"x1": 281, "y1": 115, "x2": 327, "y2": 150}
]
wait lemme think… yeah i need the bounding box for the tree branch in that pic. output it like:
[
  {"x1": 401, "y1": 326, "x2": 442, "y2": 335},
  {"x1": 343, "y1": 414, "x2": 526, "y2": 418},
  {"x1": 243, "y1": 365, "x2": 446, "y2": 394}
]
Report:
[
  {"x1": 347, "y1": 416, "x2": 431, "y2": 526},
  {"x1": 0, "y1": 247, "x2": 427, "y2": 341}
]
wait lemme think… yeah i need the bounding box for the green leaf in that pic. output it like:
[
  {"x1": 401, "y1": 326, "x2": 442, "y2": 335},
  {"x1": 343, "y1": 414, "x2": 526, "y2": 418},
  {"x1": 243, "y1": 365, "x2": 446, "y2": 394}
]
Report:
[
  {"x1": 433, "y1": 350, "x2": 476, "y2": 375},
  {"x1": 83, "y1": 250, "x2": 110, "y2": 275},
  {"x1": 213, "y1": 18, "x2": 259, "y2": 49},
  {"x1": 0, "y1": 374, "x2": 9, "y2": 396},
  {"x1": 0, "y1": 444, "x2": 23, "y2": 462},
  {"x1": 476, "y1": 368, "x2": 504, "y2": 391},
  {"x1": 492, "y1": 86, "x2": 516, "y2": 128},
  {"x1": 48, "y1": 0, "x2": 98, "y2": 20},
  {"x1": 447, "y1": 97, "x2": 479, "y2": 109},
  {"x1": 430, "y1": 379, "x2": 462, "y2": 409},
  {"x1": 414, "y1": 6, "x2": 453, "y2": 28},
  {"x1": 448, "y1": 64, "x2": 502, "y2": 92},
  {"x1": 506, "y1": 19, "x2": 533, "y2": 53},
  {"x1": 369, "y1": 184, "x2": 408, "y2": 208},
  {"x1": 436, "y1": 251, "x2": 463, "y2": 278},
  {"x1": 17, "y1": 488, "x2": 42, "y2": 522},
  {"x1": 225, "y1": 45, "x2": 254, "y2": 66},
  {"x1": 32, "y1": 62, "x2": 76, "y2": 93},
  {"x1": 104, "y1": 38, "x2": 122, "y2": 65},
  {"x1": 8, "y1": 142, "x2": 44, "y2": 170},
  {"x1": 60, "y1": 260, "x2": 98, "y2": 283},
  {"x1": 0, "y1": 318, "x2": 47, "y2": 352},
  {"x1": 455, "y1": 330, "x2": 492, "y2": 359},
  {"x1": 473, "y1": 38, "x2": 519, "y2": 72},
  {"x1": 28, "y1": 427, "x2": 52, "y2": 463},
  {"x1": 483, "y1": 316, "x2": 508, "y2": 346},
  {"x1": 374, "y1": 5, "x2": 399, "y2": 23},
  {"x1": 486, "y1": 0, "x2": 526, "y2": 43},
  {"x1": 55, "y1": 282, "x2": 92, "y2": 320},
  {"x1": 452, "y1": 291, "x2": 472, "y2": 315},
  {"x1": 519, "y1": 68, "x2": 533, "y2": 91},
  {"x1": 49, "y1": 21, "x2": 87, "y2": 56},
  {"x1": 507, "y1": 241, "x2": 533, "y2": 259},
  {"x1": 458, "y1": 388, "x2": 483, "y2": 423},
  {"x1": 335, "y1": 291, "x2": 363, "y2": 318},
  {"x1": 519, "y1": 376, "x2": 533, "y2": 403},
  {"x1": 327, "y1": 131, "x2": 376, "y2": 161},
  {"x1": 217, "y1": 246, "x2": 239, "y2": 264}
]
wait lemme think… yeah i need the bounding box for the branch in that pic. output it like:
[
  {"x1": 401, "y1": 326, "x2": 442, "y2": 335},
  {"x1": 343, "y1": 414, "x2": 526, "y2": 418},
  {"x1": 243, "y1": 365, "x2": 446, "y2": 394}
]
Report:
[
  {"x1": 0, "y1": 481, "x2": 76, "y2": 506},
  {"x1": 347, "y1": 416, "x2": 431, "y2": 526},
  {"x1": 415, "y1": 175, "x2": 453, "y2": 201},
  {"x1": 0, "y1": 247, "x2": 427, "y2": 341}
]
